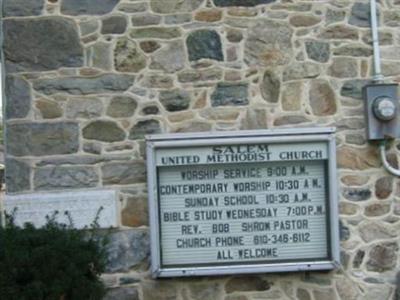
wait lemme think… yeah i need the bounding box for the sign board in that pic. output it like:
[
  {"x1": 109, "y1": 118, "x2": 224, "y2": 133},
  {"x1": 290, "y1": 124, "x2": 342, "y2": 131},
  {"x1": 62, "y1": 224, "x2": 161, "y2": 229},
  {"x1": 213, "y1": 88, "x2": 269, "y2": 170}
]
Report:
[
  {"x1": 146, "y1": 128, "x2": 339, "y2": 277},
  {"x1": 4, "y1": 190, "x2": 119, "y2": 229}
]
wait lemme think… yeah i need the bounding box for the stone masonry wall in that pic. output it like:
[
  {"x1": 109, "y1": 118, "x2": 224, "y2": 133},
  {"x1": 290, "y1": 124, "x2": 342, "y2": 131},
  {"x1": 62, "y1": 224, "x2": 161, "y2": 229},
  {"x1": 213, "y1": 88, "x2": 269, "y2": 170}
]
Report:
[{"x1": 3, "y1": 0, "x2": 400, "y2": 299}]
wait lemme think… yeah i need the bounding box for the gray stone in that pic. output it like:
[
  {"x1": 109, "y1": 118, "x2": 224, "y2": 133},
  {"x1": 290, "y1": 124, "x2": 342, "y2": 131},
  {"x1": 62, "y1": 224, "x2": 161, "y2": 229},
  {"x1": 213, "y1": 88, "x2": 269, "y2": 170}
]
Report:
[
  {"x1": 312, "y1": 289, "x2": 335, "y2": 300},
  {"x1": 282, "y1": 82, "x2": 302, "y2": 111},
  {"x1": 225, "y1": 277, "x2": 270, "y2": 293},
  {"x1": 367, "y1": 243, "x2": 399, "y2": 272},
  {"x1": 245, "y1": 19, "x2": 293, "y2": 66},
  {"x1": 36, "y1": 155, "x2": 130, "y2": 166},
  {"x1": 353, "y1": 250, "x2": 365, "y2": 268},
  {"x1": 260, "y1": 70, "x2": 280, "y2": 103},
  {"x1": 131, "y1": 14, "x2": 161, "y2": 26},
  {"x1": 333, "y1": 45, "x2": 373, "y2": 57},
  {"x1": 342, "y1": 188, "x2": 371, "y2": 201},
  {"x1": 297, "y1": 289, "x2": 311, "y2": 300},
  {"x1": 241, "y1": 108, "x2": 267, "y2": 130},
  {"x1": 3, "y1": 0, "x2": 44, "y2": 16},
  {"x1": 5, "y1": 76, "x2": 31, "y2": 119},
  {"x1": 159, "y1": 90, "x2": 191, "y2": 112},
  {"x1": 101, "y1": 15, "x2": 127, "y2": 34},
  {"x1": 283, "y1": 62, "x2": 320, "y2": 81},
  {"x1": 269, "y1": 3, "x2": 311, "y2": 11},
  {"x1": 382, "y1": 61, "x2": 400, "y2": 76},
  {"x1": 130, "y1": 27, "x2": 181, "y2": 39},
  {"x1": 302, "y1": 274, "x2": 331, "y2": 285},
  {"x1": 118, "y1": 2, "x2": 147, "y2": 13},
  {"x1": 106, "y1": 229, "x2": 149, "y2": 272},
  {"x1": 339, "y1": 202, "x2": 358, "y2": 215},
  {"x1": 189, "y1": 283, "x2": 222, "y2": 300},
  {"x1": 226, "y1": 28, "x2": 243, "y2": 43},
  {"x1": 363, "y1": 286, "x2": 393, "y2": 300},
  {"x1": 177, "y1": 68, "x2": 223, "y2": 83},
  {"x1": 107, "y1": 96, "x2": 138, "y2": 118},
  {"x1": 341, "y1": 80, "x2": 371, "y2": 100},
  {"x1": 61, "y1": 0, "x2": 120, "y2": 15},
  {"x1": 359, "y1": 221, "x2": 396, "y2": 242},
  {"x1": 104, "y1": 287, "x2": 139, "y2": 300},
  {"x1": 187, "y1": 30, "x2": 223, "y2": 61},
  {"x1": 80, "y1": 19, "x2": 98, "y2": 36},
  {"x1": 305, "y1": 40, "x2": 330, "y2": 62},
  {"x1": 195, "y1": 10, "x2": 222, "y2": 22},
  {"x1": 340, "y1": 113, "x2": 365, "y2": 126},
  {"x1": 141, "y1": 75, "x2": 173, "y2": 89},
  {"x1": 89, "y1": 41, "x2": 113, "y2": 70},
  {"x1": 150, "y1": 41, "x2": 186, "y2": 73},
  {"x1": 335, "y1": 278, "x2": 360, "y2": 300},
  {"x1": 341, "y1": 175, "x2": 369, "y2": 186},
  {"x1": 34, "y1": 166, "x2": 99, "y2": 190},
  {"x1": 140, "y1": 41, "x2": 161, "y2": 53},
  {"x1": 3, "y1": 17, "x2": 83, "y2": 72},
  {"x1": 396, "y1": 273, "x2": 400, "y2": 300},
  {"x1": 175, "y1": 121, "x2": 212, "y2": 133},
  {"x1": 326, "y1": 9, "x2": 345, "y2": 24},
  {"x1": 114, "y1": 39, "x2": 147, "y2": 73},
  {"x1": 211, "y1": 83, "x2": 248, "y2": 106},
  {"x1": 141, "y1": 281, "x2": 177, "y2": 300},
  {"x1": 150, "y1": 0, "x2": 203, "y2": 13},
  {"x1": 328, "y1": 57, "x2": 358, "y2": 78},
  {"x1": 344, "y1": 133, "x2": 366, "y2": 145},
  {"x1": 214, "y1": 0, "x2": 275, "y2": 6},
  {"x1": 319, "y1": 25, "x2": 358, "y2": 40},
  {"x1": 142, "y1": 106, "x2": 159, "y2": 115},
  {"x1": 129, "y1": 120, "x2": 161, "y2": 139},
  {"x1": 225, "y1": 295, "x2": 249, "y2": 300},
  {"x1": 340, "y1": 252, "x2": 349, "y2": 270},
  {"x1": 7, "y1": 122, "x2": 79, "y2": 157},
  {"x1": 375, "y1": 176, "x2": 393, "y2": 199},
  {"x1": 337, "y1": 146, "x2": 380, "y2": 170},
  {"x1": 66, "y1": 98, "x2": 103, "y2": 119},
  {"x1": 102, "y1": 161, "x2": 146, "y2": 185},
  {"x1": 119, "y1": 276, "x2": 140, "y2": 285},
  {"x1": 365, "y1": 203, "x2": 391, "y2": 217},
  {"x1": 289, "y1": 15, "x2": 321, "y2": 27},
  {"x1": 274, "y1": 115, "x2": 311, "y2": 126},
  {"x1": 363, "y1": 277, "x2": 385, "y2": 284},
  {"x1": 6, "y1": 159, "x2": 30, "y2": 193},
  {"x1": 83, "y1": 120, "x2": 126, "y2": 142},
  {"x1": 83, "y1": 142, "x2": 102, "y2": 155},
  {"x1": 36, "y1": 99, "x2": 63, "y2": 119},
  {"x1": 384, "y1": 11, "x2": 400, "y2": 27},
  {"x1": 309, "y1": 80, "x2": 336, "y2": 116},
  {"x1": 340, "y1": 221, "x2": 350, "y2": 241},
  {"x1": 165, "y1": 13, "x2": 192, "y2": 24},
  {"x1": 349, "y1": 2, "x2": 372, "y2": 27},
  {"x1": 33, "y1": 74, "x2": 134, "y2": 95},
  {"x1": 362, "y1": 31, "x2": 392, "y2": 46}
]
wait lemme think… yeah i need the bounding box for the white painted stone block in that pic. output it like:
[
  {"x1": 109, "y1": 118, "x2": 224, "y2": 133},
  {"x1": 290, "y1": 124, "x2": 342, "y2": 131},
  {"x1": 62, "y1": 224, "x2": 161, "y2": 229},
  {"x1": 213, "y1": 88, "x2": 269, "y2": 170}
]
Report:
[{"x1": 4, "y1": 190, "x2": 119, "y2": 229}]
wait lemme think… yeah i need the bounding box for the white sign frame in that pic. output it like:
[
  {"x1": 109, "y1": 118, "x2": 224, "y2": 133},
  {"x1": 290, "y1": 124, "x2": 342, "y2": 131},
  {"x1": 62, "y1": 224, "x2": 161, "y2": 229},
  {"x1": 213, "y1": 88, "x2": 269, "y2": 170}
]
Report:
[{"x1": 146, "y1": 128, "x2": 339, "y2": 278}]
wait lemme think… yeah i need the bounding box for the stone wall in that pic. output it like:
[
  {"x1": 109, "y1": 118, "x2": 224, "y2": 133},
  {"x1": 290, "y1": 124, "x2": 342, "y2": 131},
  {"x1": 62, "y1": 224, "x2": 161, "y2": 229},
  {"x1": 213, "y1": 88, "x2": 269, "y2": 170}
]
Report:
[{"x1": 2, "y1": 0, "x2": 400, "y2": 299}]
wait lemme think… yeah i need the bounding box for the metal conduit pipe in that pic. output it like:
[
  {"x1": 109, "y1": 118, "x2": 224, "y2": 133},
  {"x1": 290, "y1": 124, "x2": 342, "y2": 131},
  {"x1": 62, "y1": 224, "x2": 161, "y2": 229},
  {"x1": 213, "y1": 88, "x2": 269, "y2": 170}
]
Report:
[
  {"x1": 380, "y1": 142, "x2": 400, "y2": 176},
  {"x1": 370, "y1": 0, "x2": 384, "y2": 82},
  {"x1": 371, "y1": 0, "x2": 400, "y2": 176}
]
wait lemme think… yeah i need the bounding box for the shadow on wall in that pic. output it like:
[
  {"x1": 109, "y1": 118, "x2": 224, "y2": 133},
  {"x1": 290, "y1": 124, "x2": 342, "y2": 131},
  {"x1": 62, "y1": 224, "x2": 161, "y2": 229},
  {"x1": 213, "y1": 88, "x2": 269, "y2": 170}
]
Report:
[{"x1": 396, "y1": 272, "x2": 400, "y2": 300}]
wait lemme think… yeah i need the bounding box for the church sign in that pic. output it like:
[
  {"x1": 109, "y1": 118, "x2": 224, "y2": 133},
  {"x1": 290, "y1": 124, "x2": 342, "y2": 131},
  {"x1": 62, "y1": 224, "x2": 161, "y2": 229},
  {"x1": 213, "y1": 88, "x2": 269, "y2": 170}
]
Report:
[{"x1": 146, "y1": 128, "x2": 340, "y2": 277}]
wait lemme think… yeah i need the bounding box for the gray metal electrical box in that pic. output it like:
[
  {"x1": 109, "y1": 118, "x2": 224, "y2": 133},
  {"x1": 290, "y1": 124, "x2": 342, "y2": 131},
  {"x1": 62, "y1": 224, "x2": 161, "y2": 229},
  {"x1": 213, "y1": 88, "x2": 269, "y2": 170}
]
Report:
[{"x1": 363, "y1": 83, "x2": 399, "y2": 140}]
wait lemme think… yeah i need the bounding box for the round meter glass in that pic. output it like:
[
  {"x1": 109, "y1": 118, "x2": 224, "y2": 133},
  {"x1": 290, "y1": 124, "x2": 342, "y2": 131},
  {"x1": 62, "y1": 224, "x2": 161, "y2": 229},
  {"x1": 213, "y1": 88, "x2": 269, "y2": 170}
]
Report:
[{"x1": 373, "y1": 96, "x2": 397, "y2": 121}]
